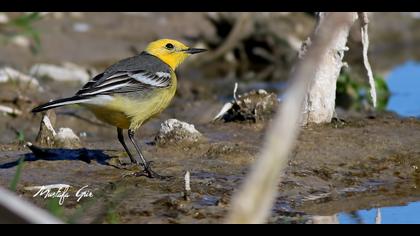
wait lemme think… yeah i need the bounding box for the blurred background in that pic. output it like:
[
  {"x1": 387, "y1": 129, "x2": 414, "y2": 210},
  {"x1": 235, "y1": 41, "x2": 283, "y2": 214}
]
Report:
[{"x1": 1, "y1": 12, "x2": 419, "y2": 122}]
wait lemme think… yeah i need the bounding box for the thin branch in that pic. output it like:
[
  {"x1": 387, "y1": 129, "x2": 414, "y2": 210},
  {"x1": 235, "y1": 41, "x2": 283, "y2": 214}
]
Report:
[
  {"x1": 195, "y1": 13, "x2": 253, "y2": 65},
  {"x1": 358, "y1": 12, "x2": 377, "y2": 108}
]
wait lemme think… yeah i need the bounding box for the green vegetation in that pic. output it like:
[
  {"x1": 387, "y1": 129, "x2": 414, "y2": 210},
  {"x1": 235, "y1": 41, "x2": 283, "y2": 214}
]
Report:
[
  {"x1": 9, "y1": 157, "x2": 24, "y2": 191},
  {"x1": 105, "y1": 207, "x2": 120, "y2": 224},
  {"x1": 0, "y1": 12, "x2": 42, "y2": 53},
  {"x1": 46, "y1": 198, "x2": 65, "y2": 218},
  {"x1": 336, "y1": 71, "x2": 390, "y2": 111},
  {"x1": 15, "y1": 130, "x2": 25, "y2": 144}
]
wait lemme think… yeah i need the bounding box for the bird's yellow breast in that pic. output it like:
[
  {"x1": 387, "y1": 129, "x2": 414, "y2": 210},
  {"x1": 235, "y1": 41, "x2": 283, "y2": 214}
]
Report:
[{"x1": 85, "y1": 73, "x2": 177, "y2": 130}]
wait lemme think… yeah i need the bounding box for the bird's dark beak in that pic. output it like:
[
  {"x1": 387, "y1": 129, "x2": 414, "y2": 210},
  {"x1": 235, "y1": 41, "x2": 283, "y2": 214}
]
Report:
[{"x1": 183, "y1": 48, "x2": 207, "y2": 54}]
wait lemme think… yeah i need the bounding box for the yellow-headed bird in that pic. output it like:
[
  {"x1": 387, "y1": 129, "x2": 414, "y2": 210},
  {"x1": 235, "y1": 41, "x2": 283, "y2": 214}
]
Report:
[{"x1": 32, "y1": 39, "x2": 207, "y2": 178}]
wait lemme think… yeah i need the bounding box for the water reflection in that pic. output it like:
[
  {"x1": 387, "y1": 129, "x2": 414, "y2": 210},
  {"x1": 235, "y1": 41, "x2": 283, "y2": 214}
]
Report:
[
  {"x1": 310, "y1": 202, "x2": 420, "y2": 224},
  {"x1": 338, "y1": 202, "x2": 420, "y2": 224},
  {"x1": 311, "y1": 215, "x2": 339, "y2": 224},
  {"x1": 386, "y1": 61, "x2": 420, "y2": 117}
]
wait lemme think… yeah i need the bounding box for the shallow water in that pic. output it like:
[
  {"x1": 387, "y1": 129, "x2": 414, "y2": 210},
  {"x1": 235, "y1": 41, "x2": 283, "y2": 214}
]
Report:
[
  {"x1": 321, "y1": 60, "x2": 420, "y2": 224},
  {"x1": 387, "y1": 61, "x2": 420, "y2": 117},
  {"x1": 339, "y1": 201, "x2": 420, "y2": 224}
]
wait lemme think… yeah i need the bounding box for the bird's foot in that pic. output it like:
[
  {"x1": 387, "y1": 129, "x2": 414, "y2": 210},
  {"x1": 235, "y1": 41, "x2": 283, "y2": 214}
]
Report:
[{"x1": 141, "y1": 161, "x2": 173, "y2": 179}]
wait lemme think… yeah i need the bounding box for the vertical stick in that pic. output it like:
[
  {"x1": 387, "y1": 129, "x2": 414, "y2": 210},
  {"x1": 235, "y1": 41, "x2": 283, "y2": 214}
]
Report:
[{"x1": 184, "y1": 171, "x2": 191, "y2": 201}]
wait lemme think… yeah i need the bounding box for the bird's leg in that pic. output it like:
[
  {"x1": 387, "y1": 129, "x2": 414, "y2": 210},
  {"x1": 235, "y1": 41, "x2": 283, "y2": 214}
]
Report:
[
  {"x1": 117, "y1": 128, "x2": 138, "y2": 165},
  {"x1": 127, "y1": 129, "x2": 169, "y2": 179},
  {"x1": 127, "y1": 129, "x2": 148, "y2": 166}
]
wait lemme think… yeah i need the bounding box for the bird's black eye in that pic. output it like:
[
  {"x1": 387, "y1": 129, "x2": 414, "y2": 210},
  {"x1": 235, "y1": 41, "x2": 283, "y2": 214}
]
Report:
[{"x1": 165, "y1": 43, "x2": 174, "y2": 50}]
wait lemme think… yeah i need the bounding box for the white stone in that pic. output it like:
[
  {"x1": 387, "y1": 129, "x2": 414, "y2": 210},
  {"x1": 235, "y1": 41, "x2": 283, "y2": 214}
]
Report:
[
  {"x1": 55, "y1": 128, "x2": 80, "y2": 143},
  {"x1": 0, "y1": 105, "x2": 22, "y2": 116},
  {"x1": 73, "y1": 22, "x2": 91, "y2": 33},
  {"x1": 0, "y1": 67, "x2": 42, "y2": 90},
  {"x1": 156, "y1": 119, "x2": 203, "y2": 145},
  {"x1": 53, "y1": 127, "x2": 81, "y2": 148},
  {"x1": 0, "y1": 13, "x2": 9, "y2": 24},
  {"x1": 29, "y1": 63, "x2": 91, "y2": 83},
  {"x1": 159, "y1": 119, "x2": 201, "y2": 136},
  {"x1": 42, "y1": 115, "x2": 57, "y2": 136},
  {"x1": 11, "y1": 35, "x2": 31, "y2": 48}
]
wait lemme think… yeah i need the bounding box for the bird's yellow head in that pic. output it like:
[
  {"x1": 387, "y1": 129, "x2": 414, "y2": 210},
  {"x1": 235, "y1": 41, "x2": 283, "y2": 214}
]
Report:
[{"x1": 145, "y1": 39, "x2": 206, "y2": 70}]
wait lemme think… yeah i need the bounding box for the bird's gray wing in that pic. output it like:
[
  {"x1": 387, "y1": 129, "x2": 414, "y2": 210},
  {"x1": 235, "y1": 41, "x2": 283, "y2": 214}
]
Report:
[
  {"x1": 75, "y1": 52, "x2": 172, "y2": 96},
  {"x1": 75, "y1": 70, "x2": 172, "y2": 96}
]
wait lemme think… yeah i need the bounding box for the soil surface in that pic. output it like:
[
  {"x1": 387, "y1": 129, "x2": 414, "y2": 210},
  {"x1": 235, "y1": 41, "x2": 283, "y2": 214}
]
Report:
[{"x1": 1, "y1": 97, "x2": 420, "y2": 223}]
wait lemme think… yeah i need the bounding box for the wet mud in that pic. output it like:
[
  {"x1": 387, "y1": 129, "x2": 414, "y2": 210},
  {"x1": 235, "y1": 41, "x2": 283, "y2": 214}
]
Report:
[
  {"x1": 1, "y1": 94, "x2": 420, "y2": 223},
  {"x1": 1, "y1": 12, "x2": 420, "y2": 223}
]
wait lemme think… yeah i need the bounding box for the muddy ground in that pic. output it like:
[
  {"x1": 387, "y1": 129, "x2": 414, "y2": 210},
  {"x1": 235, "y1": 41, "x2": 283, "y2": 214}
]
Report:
[
  {"x1": 1, "y1": 86, "x2": 420, "y2": 223},
  {"x1": 1, "y1": 13, "x2": 420, "y2": 223}
]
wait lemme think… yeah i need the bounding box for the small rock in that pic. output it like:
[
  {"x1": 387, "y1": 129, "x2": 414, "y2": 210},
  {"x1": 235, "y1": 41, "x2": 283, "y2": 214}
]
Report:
[
  {"x1": 0, "y1": 13, "x2": 9, "y2": 24},
  {"x1": 29, "y1": 63, "x2": 93, "y2": 83},
  {"x1": 35, "y1": 111, "x2": 57, "y2": 147},
  {"x1": 11, "y1": 35, "x2": 31, "y2": 48},
  {"x1": 214, "y1": 89, "x2": 280, "y2": 123},
  {"x1": 54, "y1": 128, "x2": 81, "y2": 149},
  {"x1": 155, "y1": 119, "x2": 203, "y2": 146},
  {"x1": 0, "y1": 67, "x2": 42, "y2": 91},
  {"x1": 0, "y1": 105, "x2": 22, "y2": 116},
  {"x1": 73, "y1": 22, "x2": 91, "y2": 33},
  {"x1": 35, "y1": 111, "x2": 81, "y2": 148}
]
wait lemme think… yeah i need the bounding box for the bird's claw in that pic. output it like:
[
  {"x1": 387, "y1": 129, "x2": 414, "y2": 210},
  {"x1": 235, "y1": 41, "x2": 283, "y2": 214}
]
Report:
[{"x1": 142, "y1": 161, "x2": 173, "y2": 179}]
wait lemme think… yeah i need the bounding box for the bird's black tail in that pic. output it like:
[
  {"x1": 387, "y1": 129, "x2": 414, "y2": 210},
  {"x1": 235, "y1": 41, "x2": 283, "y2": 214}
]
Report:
[{"x1": 31, "y1": 96, "x2": 90, "y2": 113}]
